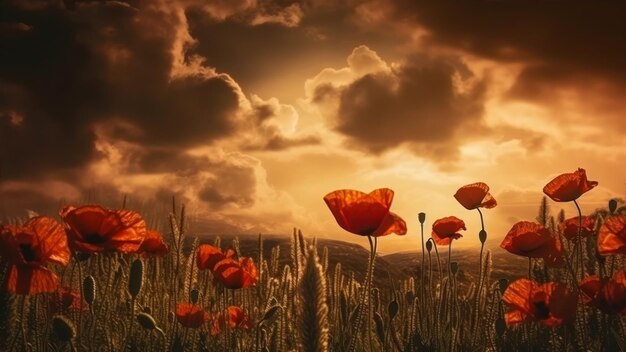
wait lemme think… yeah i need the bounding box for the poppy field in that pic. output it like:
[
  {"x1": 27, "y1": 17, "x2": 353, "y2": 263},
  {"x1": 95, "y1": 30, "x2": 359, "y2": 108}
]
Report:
[{"x1": 1, "y1": 168, "x2": 626, "y2": 351}]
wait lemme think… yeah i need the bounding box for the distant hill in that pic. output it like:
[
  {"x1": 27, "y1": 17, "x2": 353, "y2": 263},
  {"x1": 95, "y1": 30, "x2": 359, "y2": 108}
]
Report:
[{"x1": 195, "y1": 234, "x2": 528, "y2": 289}]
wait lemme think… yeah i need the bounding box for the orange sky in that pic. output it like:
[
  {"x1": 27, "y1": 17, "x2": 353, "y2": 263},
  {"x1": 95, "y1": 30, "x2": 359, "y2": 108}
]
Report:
[{"x1": 1, "y1": 1, "x2": 625, "y2": 253}]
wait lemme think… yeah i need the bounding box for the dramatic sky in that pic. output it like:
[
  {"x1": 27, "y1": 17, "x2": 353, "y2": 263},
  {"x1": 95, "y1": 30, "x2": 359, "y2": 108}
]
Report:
[{"x1": 1, "y1": 0, "x2": 625, "y2": 253}]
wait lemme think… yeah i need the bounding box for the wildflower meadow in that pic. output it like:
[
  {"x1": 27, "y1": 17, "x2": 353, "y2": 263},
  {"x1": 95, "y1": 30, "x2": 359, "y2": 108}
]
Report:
[{"x1": 1, "y1": 168, "x2": 625, "y2": 351}]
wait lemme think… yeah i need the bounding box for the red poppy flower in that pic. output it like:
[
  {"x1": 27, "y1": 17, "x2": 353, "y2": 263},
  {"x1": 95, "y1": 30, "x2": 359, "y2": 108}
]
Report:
[
  {"x1": 60, "y1": 205, "x2": 146, "y2": 253},
  {"x1": 323, "y1": 188, "x2": 407, "y2": 237},
  {"x1": 502, "y1": 278, "x2": 576, "y2": 327},
  {"x1": 197, "y1": 244, "x2": 235, "y2": 271},
  {"x1": 48, "y1": 287, "x2": 88, "y2": 315},
  {"x1": 560, "y1": 216, "x2": 596, "y2": 241},
  {"x1": 137, "y1": 230, "x2": 169, "y2": 257},
  {"x1": 597, "y1": 215, "x2": 626, "y2": 256},
  {"x1": 212, "y1": 257, "x2": 258, "y2": 289},
  {"x1": 210, "y1": 306, "x2": 252, "y2": 336},
  {"x1": 431, "y1": 216, "x2": 466, "y2": 245},
  {"x1": 579, "y1": 271, "x2": 626, "y2": 315},
  {"x1": 500, "y1": 221, "x2": 563, "y2": 266},
  {"x1": 543, "y1": 168, "x2": 598, "y2": 202},
  {"x1": 0, "y1": 217, "x2": 70, "y2": 294},
  {"x1": 175, "y1": 303, "x2": 210, "y2": 328},
  {"x1": 453, "y1": 182, "x2": 497, "y2": 210}
]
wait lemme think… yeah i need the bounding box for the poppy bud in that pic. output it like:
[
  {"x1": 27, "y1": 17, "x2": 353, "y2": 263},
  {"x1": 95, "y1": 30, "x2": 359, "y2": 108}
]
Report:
[
  {"x1": 479, "y1": 229, "x2": 487, "y2": 244},
  {"x1": 418, "y1": 212, "x2": 426, "y2": 224},
  {"x1": 52, "y1": 315, "x2": 76, "y2": 342},
  {"x1": 82, "y1": 275, "x2": 96, "y2": 306},
  {"x1": 190, "y1": 288, "x2": 199, "y2": 304},
  {"x1": 259, "y1": 305, "x2": 281, "y2": 325},
  {"x1": 388, "y1": 300, "x2": 398, "y2": 320},
  {"x1": 498, "y1": 278, "x2": 509, "y2": 294},
  {"x1": 128, "y1": 258, "x2": 144, "y2": 299},
  {"x1": 495, "y1": 317, "x2": 506, "y2": 335},
  {"x1": 609, "y1": 199, "x2": 618, "y2": 214},
  {"x1": 450, "y1": 262, "x2": 458, "y2": 275},
  {"x1": 374, "y1": 312, "x2": 385, "y2": 343},
  {"x1": 426, "y1": 239, "x2": 433, "y2": 253}
]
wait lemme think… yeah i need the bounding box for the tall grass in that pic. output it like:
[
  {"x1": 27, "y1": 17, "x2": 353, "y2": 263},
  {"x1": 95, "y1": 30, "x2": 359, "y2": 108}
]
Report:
[{"x1": 0, "y1": 197, "x2": 625, "y2": 351}]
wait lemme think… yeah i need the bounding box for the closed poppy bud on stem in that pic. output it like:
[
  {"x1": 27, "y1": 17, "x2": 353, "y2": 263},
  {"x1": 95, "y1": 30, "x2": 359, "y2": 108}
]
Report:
[
  {"x1": 498, "y1": 279, "x2": 509, "y2": 295},
  {"x1": 52, "y1": 315, "x2": 76, "y2": 342},
  {"x1": 388, "y1": 300, "x2": 398, "y2": 320},
  {"x1": 451, "y1": 262, "x2": 459, "y2": 275},
  {"x1": 190, "y1": 289, "x2": 199, "y2": 305},
  {"x1": 609, "y1": 199, "x2": 618, "y2": 214},
  {"x1": 82, "y1": 275, "x2": 96, "y2": 306},
  {"x1": 479, "y1": 229, "x2": 487, "y2": 244},
  {"x1": 426, "y1": 239, "x2": 433, "y2": 253},
  {"x1": 128, "y1": 259, "x2": 144, "y2": 299},
  {"x1": 418, "y1": 212, "x2": 426, "y2": 224}
]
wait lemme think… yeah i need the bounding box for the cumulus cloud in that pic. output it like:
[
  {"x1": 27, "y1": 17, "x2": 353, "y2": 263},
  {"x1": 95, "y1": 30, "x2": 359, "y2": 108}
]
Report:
[
  {"x1": 0, "y1": 0, "x2": 316, "y2": 232},
  {"x1": 308, "y1": 45, "x2": 487, "y2": 158}
]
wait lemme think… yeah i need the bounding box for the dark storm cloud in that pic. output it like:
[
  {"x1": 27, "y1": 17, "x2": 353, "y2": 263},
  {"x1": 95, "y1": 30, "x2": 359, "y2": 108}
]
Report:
[
  {"x1": 327, "y1": 55, "x2": 486, "y2": 155},
  {"x1": 0, "y1": 0, "x2": 240, "y2": 180},
  {"x1": 393, "y1": 1, "x2": 626, "y2": 98}
]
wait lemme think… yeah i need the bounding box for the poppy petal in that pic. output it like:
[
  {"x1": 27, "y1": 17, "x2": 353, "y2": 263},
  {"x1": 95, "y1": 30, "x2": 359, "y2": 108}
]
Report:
[
  {"x1": 372, "y1": 211, "x2": 407, "y2": 237},
  {"x1": 543, "y1": 168, "x2": 598, "y2": 202},
  {"x1": 598, "y1": 216, "x2": 626, "y2": 256},
  {"x1": 27, "y1": 217, "x2": 70, "y2": 266},
  {"x1": 323, "y1": 188, "x2": 398, "y2": 236},
  {"x1": 454, "y1": 182, "x2": 497, "y2": 210},
  {"x1": 6, "y1": 265, "x2": 59, "y2": 294},
  {"x1": 197, "y1": 244, "x2": 226, "y2": 271}
]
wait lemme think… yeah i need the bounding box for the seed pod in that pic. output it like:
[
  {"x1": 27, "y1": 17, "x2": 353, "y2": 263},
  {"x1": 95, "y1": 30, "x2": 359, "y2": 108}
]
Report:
[
  {"x1": 137, "y1": 313, "x2": 165, "y2": 337},
  {"x1": 479, "y1": 229, "x2": 487, "y2": 244},
  {"x1": 498, "y1": 279, "x2": 509, "y2": 294},
  {"x1": 609, "y1": 199, "x2": 618, "y2": 214},
  {"x1": 450, "y1": 262, "x2": 459, "y2": 275},
  {"x1": 374, "y1": 312, "x2": 385, "y2": 343},
  {"x1": 495, "y1": 317, "x2": 506, "y2": 335},
  {"x1": 137, "y1": 312, "x2": 158, "y2": 330},
  {"x1": 259, "y1": 305, "x2": 281, "y2": 325},
  {"x1": 426, "y1": 239, "x2": 433, "y2": 253},
  {"x1": 82, "y1": 275, "x2": 96, "y2": 306},
  {"x1": 128, "y1": 258, "x2": 144, "y2": 299},
  {"x1": 388, "y1": 300, "x2": 399, "y2": 320},
  {"x1": 52, "y1": 315, "x2": 76, "y2": 342},
  {"x1": 190, "y1": 288, "x2": 199, "y2": 304},
  {"x1": 418, "y1": 212, "x2": 426, "y2": 224}
]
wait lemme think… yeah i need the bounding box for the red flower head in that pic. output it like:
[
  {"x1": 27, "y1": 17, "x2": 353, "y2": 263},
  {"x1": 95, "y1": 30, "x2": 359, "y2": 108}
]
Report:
[
  {"x1": 500, "y1": 221, "x2": 563, "y2": 266},
  {"x1": 323, "y1": 188, "x2": 407, "y2": 237},
  {"x1": 579, "y1": 271, "x2": 626, "y2": 315},
  {"x1": 210, "y1": 306, "x2": 252, "y2": 336},
  {"x1": 137, "y1": 230, "x2": 169, "y2": 257},
  {"x1": 454, "y1": 182, "x2": 497, "y2": 210},
  {"x1": 503, "y1": 278, "x2": 577, "y2": 327},
  {"x1": 60, "y1": 205, "x2": 146, "y2": 253},
  {"x1": 597, "y1": 215, "x2": 626, "y2": 256},
  {"x1": 431, "y1": 216, "x2": 466, "y2": 245},
  {"x1": 197, "y1": 244, "x2": 235, "y2": 271},
  {"x1": 212, "y1": 257, "x2": 258, "y2": 289},
  {"x1": 48, "y1": 287, "x2": 88, "y2": 315},
  {"x1": 560, "y1": 216, "x2": 596, "y2": 241},
  {"x1": 175, "y1": 303, "x2": 210, "y2": 328},
  {"x1": 0, "y1": 217, "x2": 70, "y2": 294},
  {"x1": 543, "y1": 168, "x2": 598, "y2": 202}
]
